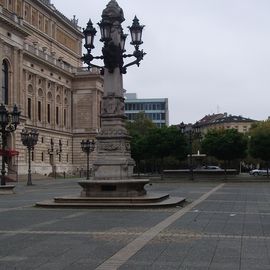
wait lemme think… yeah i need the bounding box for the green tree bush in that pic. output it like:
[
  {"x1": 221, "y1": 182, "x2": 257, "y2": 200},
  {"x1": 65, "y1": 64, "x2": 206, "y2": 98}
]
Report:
[
  {"x1": 249, "y1": 121, "x2": 270, "y2": 176},
  {"x1": 201, "y1": 129, "x2": 248, "y2": 174}
]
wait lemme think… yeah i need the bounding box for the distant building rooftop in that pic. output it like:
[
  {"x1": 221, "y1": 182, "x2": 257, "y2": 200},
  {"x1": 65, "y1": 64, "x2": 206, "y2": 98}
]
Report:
[{"x1": 196, "y1": 113, "x2": 256, "y2": 127}]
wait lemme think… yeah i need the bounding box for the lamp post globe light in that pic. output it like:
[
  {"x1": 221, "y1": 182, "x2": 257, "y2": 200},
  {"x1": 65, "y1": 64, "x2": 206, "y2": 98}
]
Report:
[
  {"x1": 21, "y1": 129, "x2": 39, "y2": 186},
  {"x1": 179, "y1": 122, "x2": 201, "y2": 180},
  {"x1": 0, "y1": 104, "x2": 20, "y2": 186},
  {"x1": 81, "y1": 140, "x2": 95, "y2": 180}
]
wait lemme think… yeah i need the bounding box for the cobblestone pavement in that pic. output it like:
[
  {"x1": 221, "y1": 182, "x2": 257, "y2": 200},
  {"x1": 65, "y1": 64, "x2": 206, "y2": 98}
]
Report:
[{"x1": 0, "y1": 178, "x2": 270, "y2": 269}]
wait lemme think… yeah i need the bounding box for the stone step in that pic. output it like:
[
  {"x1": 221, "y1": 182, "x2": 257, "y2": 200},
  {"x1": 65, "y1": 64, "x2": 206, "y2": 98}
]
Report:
[
  {"x1": 36, "y1": 194, "x2": 186, "y2": 208},
  {"x1": 54, "y1": 193, "x2": 170, "y2": 203}
]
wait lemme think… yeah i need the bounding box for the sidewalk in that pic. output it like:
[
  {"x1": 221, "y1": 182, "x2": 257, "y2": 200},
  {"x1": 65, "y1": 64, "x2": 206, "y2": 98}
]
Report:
[{"x1": 0, "y1": 178, "x2": 270, "y2": 269}]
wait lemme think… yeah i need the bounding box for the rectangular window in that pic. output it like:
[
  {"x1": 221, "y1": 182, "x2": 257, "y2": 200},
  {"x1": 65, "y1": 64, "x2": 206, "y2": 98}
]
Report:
[
  {"x1": 24, "y1": 3, "x2": 30, "y2": 22},
  {"x1": 44, "y1": 18, "x2": 49, "y2": 34},
  {"x1": 7, "y1": 0, "x2": 13, "y2": 11},
  {"x1": 41, "y1": 152, "x2": 44, "y2": 162},
  {"x1": 47, "y1": 104, "x2": 50, "y2": 123},
  {"x1": 64, "y1": 109, "x2": 66, "y2": 126},
  {"x1": 27, "y1": 98, "x2": 31, "y2": 119},
  {"x1": 2, "y1": 60, "x2": 8, "y2": 105},
  {"x1": 38, "y1": 13, "x2": 43, "y2": 31},
  {"x1": 56, "y1": 106, "x2": 59, "y2": 125},
  {"x1": 38, "y1": 101, "x2": 41, "y2": 122},
  {"x1": 16, "y1": 0, "x2": 22, "y2": 16},
  {"x1": 32, "y1": 8, "x2": 38, "y2": 27}
]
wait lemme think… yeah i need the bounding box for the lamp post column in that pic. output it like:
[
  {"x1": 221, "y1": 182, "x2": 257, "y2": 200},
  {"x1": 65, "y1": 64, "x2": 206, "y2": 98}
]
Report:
[
  {"x1": 27, "y1": 146, "x2": 32, "y2": 186},
  {"x1": 86, "y1": 151, "x2": 90, "y2": 180},
  {"x1": 1, "y1": 133, "x2": 7, "y2": 186},
  {"x1": 81, "y1": 139, "x2": 95, "y2": 180},
  {"x1": 189, "y1": 131, "x2": 194, "y2": 181}
]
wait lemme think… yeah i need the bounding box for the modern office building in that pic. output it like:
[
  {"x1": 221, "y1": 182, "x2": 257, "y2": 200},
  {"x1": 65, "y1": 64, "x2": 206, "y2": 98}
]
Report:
[
  {"x1": 124, "y1": 93, "x2": 169, "y2": 127},
  {"x1": 0, "y1": 0, "x2": 103, "y2": 177}
]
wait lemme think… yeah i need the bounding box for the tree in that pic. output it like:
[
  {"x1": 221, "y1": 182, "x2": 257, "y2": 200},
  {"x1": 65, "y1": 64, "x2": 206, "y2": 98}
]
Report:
[
  {"x1": 126, "y1": 112, "x2": 156, "y2": 137},
  {"x1": 249, "y1": 121, "x2": 270, "y2": 176},
  {"x1": 126, "y1": 115, "x2": 188, "y2": 175},
  {"x1": 144, "y1": 126, "x2": 188, "y2": 175},
  {"x1": 126, "y1": 112, "x2": 156, "y2": 173},
  {"x1": 201, "y1": 129, "x2": 248, "y2": 174}
]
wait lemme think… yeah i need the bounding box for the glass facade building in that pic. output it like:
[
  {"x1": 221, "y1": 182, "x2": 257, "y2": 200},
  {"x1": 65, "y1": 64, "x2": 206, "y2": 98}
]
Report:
[{"x1": 124, "y1": 93, "x2": 169, "y2": 127}]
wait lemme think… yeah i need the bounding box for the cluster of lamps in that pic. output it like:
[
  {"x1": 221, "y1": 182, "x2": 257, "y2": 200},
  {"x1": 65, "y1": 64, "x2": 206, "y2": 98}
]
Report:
[
  {"x1": 0, "y1": 104, "x2": 20, "y2": 186},
  {"x1": 82, "y1": 13, "x2": 145, "y2": 74},
  {"x1": 81, "y1": 139, "x2": 95, "y2": 180},
  {"x1": 21, "y1": 129, "x2": 39, "y2": 186}
]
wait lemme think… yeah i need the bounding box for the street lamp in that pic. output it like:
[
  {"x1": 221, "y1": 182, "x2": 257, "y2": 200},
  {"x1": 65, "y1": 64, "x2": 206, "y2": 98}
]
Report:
[
  {"x1": 80, "y1": 1, "x2": 145, "y2": 182},
  {"x1": 81, "y1": 1, "x2": 146, "y2": 74},
  {"x1": 21, "y1": 129, "x2": 39, "y2": 186},
  {"x1": 81, "y1": 140, "x2": 95, "y2": 180},
  {"x1": 0, "y1": 104, "x2": 20, "y2": 186},
  {"x1": 179, "y1": 122, "x2": 201, "y2": 180}
]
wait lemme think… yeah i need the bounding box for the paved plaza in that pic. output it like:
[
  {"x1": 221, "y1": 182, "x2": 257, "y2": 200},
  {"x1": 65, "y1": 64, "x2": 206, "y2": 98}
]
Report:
[{"x1": 0, "y1": 177, "x2": 270, "y2": 269}]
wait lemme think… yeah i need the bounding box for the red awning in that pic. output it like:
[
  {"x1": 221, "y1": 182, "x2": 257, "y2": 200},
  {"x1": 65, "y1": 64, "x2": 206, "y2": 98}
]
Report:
[{"x1": 0, "y1": 149, "x2": 19, "y2": 157}]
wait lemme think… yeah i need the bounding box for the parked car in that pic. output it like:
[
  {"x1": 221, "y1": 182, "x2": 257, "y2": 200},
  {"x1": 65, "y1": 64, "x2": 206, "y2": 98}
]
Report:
[
  {"x1": 249, "y1": 169, "x2": 270, "y2": 176},
  {"x1": 195, "y1": 165, "x2": 222, "y2": 171},
  {"x1": 201, "y1": 165, "x2": 222, "y2": 170}
]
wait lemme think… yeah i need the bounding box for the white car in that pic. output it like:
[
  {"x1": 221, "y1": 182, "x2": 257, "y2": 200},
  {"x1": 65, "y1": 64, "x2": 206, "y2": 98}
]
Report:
[
  {"x1": 200, "y1": 165, "x2": 222, "y2": 170},
  {"x1": 249, "y1": 169, "x2": 270, "y2": 176}
]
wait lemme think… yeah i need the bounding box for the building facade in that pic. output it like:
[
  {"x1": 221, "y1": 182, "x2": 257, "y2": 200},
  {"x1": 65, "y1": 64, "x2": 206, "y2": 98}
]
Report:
[
  {"x1": 0, "y1": 0, "x2": 103, "y2": 177},
  {"x1": 195, "y1": 113, "x2": 256, "y2": 134},
  {"x1": 124, "y1": 93, "x2": 169, "y2": 127}
]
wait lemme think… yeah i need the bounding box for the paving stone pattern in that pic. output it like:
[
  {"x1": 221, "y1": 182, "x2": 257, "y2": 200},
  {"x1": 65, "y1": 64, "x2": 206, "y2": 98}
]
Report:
[{"x1": 0, "y1": 179, "x2": 270, "y2": 269}]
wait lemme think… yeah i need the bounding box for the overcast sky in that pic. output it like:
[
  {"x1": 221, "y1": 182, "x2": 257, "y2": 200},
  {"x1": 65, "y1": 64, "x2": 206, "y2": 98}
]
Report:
[{"x1": 52, "y1": 0, "x2": 270, "y2": 125}]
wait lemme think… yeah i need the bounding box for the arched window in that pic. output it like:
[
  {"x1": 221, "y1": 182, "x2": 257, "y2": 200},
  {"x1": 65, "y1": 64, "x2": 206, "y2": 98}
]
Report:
[{"x1": 2, "y1": 60, "x2": 9, "y2": 104}]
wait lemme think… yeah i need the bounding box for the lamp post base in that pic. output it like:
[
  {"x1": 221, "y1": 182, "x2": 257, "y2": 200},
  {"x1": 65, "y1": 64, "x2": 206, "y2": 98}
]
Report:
[
  {"x1": 36, "y1": 179, "x2": 186, "y2": 208},
  {"x1": 0, "y1": 184, "x2": 15, "y2": 195}
]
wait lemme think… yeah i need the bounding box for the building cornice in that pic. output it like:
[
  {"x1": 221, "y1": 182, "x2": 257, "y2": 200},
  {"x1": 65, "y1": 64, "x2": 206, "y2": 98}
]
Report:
[
  {"x1": 23, "y1": 44, "x2": 102, "y2": 82},
  {"x1": 34, "y1": 0, "x2": 83, "y2": 37},
  {"x1": 0, "y1": 7, "x2": 30, "y2": 37}
]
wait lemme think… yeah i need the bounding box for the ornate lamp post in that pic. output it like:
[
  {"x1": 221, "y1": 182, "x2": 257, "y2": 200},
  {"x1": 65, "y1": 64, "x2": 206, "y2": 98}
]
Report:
[
  {"x1": 47, "y1": 139, "x2": 62, "y2": 177},
  {"x1": 80, "y1": 0, "x2": 146, "y2": 182},
  {"x1": 81, "y1": 139, "x2": 95, "y2": 180},
  {"x1": 0, "y1": 104, "x2": 20, "y2": 186},
  {"x1": 21, "y1": 129, "x2": 39, "y2": 186},
  {"x1": 180, "y1": 122, "x2": 201, "y2": 180},
  {"x1": 36, "y1": 1, "x2": 186, "y2": 207}
]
